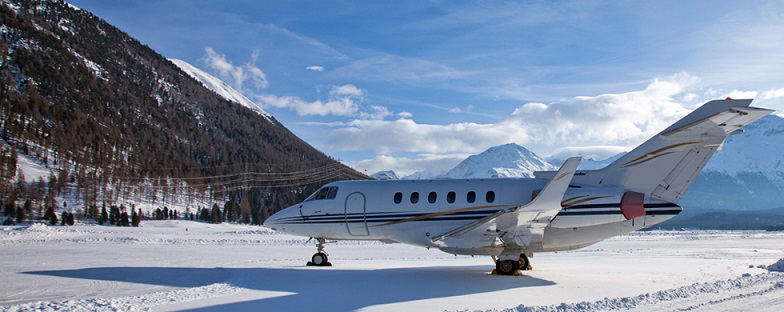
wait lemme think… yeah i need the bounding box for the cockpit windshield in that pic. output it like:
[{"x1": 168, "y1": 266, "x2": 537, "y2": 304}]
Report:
[{"x1": 305, "y1": 186, "x2": 339, "y2": 201}]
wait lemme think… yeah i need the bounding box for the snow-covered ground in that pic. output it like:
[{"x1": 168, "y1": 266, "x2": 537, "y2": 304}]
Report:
[{"x1": 1, "y1": 222, "x2": 783, "y2": 311}]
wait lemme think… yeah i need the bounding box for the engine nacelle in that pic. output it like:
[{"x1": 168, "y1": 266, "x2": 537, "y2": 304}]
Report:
[{"x1": 550, "y1": 187, "x2": 673, "y2": 229}]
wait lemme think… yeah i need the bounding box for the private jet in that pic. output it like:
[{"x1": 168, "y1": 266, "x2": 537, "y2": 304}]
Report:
[{"x1": 265, "y1": 98, "x2": 773, "y2": 275}]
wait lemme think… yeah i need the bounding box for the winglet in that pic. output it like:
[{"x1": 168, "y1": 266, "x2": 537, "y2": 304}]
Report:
[{"x1": 518, "y1": 156, "x2": 580, "y2": 212}]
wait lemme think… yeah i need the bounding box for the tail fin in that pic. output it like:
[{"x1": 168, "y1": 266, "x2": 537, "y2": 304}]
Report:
[
  {"x1": 604, "y1": 99, "x2": 773, "y2": 202},
  {"x1": 536, "y1": 98, "x2": 774, "y2": 203}
]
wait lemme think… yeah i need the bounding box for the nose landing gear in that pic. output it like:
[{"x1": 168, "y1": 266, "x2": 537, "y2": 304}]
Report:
[{"x1": 307, "y1": 238, "x2": 332, "y2": 267}]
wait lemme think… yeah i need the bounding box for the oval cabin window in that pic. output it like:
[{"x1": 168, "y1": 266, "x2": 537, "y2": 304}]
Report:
[
  {"x1": 486, "y1": 191, "x2": 495, "y2": 203},
  {"x1": 428, "y1": 192, "x2": 437, "y2": 203},
  {"x1": 467, "y1": 191, "x2": 476, "y2": 203},
  {"x1": 410, "y1": 192, "x2": 419, "y2": 204},
  {"x1": 394, "y1": 192, "x2": 402, "y2": 204},
  {"x1": 447, "y1": 191, "x2": 456, "y2": 203}
]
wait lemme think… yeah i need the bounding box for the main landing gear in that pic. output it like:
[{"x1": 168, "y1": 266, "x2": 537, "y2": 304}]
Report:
[
  {"x1": 492, "y1": 253, "x2": 532, "y2": 276},
  {"x1": 307, "y1": 238, "x2": 332, "y2": 267}
]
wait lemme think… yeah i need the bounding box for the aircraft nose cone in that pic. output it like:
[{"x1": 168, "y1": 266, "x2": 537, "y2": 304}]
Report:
[{"x1": 263, "y1": 213, "x2": 279, "y2": 229}]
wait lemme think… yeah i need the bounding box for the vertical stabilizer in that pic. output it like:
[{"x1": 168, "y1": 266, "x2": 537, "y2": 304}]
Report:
[{"x1": 600, "y1": 99, "x2": 773, "y2": 202}]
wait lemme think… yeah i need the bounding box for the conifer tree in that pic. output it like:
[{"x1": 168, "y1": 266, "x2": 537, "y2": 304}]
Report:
[
  {"x1": 200, "y1": 207, "x2": 209, "y2": 221},
  {"x1": 15, "y1": 204, "x2": 25, "y2": 224},
  {"x1": 131, "y1": 209, "x2": 140, "y2": 227},
  {"x1": 211, "y1": 203, "x2": 222, "y2": 224},
  {"x1": 44, "y1": 205, "x2": 57, "y2": 225},
  {"x1": 61, "y1": 211, "x2": 67, "y2": 226},
  {"x1": 4, "y1": 199, "x2": 15, "y2": 218},
  {"x1": 99, "y1": 206, "x2": 108, "y2": 225},
  {"x1": 120, "y1": 211, "x2": 129, "y2": 226},
  {"x1": 66, "y1": 212, "x2": 74, "y2": 226},
  {"x1": 23, "y1": 199, "x2": 33, "y2": 222}
]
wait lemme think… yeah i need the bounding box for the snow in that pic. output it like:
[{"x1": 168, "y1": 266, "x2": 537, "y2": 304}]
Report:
[
  {"x1": 1, "y1": 222, "x2": 782, "y2": 311},
  {"x1": 439, "y1": 143, "x2": 556, "y2": 179},
  {"x1": 370, "y1": 170, "x2": 400, "y2": 180},
  {"x1": 169, "y1": 59, "x2": 272, "y2": 121},
  {"x1": 67, "y1": 48, "x2": 106, "y2": 80},
  {"x1": 703, "y1": 115, "x2": 784, "y2": 183},
  {"x1": 404, "y1": 168, "x2": 447, "y2": 180},
  {"x1": 65, "y1": 1, "x2": 81, "y2": 11},
  {"x1": 14, "y1": 150, "x2": 53, "y2": 182}
]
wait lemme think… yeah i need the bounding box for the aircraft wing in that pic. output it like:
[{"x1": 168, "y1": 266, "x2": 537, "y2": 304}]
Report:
[{"x1": 432, "y1": 157, "x2": 581, "y2": 251}]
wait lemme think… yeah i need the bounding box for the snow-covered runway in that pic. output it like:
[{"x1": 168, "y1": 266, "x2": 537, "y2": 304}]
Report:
[{"x1": 1, "y1": 221, "x2": 783, "y2": 311}]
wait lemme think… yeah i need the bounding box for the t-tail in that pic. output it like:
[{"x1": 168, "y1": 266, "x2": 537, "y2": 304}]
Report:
[{"x1": 535, "y1": 98, "x2": 774, "y2": 203}]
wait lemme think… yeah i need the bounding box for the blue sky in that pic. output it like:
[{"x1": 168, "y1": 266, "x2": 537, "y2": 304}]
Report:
[{"x1": 69, "y1": 0, "x2": 784, "y2": 176}]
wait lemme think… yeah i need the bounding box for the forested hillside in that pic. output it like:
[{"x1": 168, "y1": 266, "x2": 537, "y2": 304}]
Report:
[{"x1": 0, "y1": 0, "x2": 366, "y2": 225}]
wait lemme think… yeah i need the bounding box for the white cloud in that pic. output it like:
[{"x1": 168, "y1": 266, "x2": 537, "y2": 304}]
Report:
[
  {"x1": 258, "y1": 90, "x2": 358, "y2": 116},
  {"x1": 448, "y1": 107, "x2": 462, "y2": 113},
  {"x1": 306, "y1": 66, "x2": 325, "y2": 72},
  {"x1": 331, "y1": 84, "x2": 364, "y2": 97},
  {"x1": 398, "y1": 111, "x2": 413, "y2": 118},
  {"x1": 762, "y1": 88, "x2": 784, "y2": 100},
  {"x1": 546, "y1": 146, "x2": 630, "y2": 161},
  {"x1": 360, "y1": 106, "x2": 392, "y2": 120},
  {"x1": 201, "y1": 47, "x2": 268, "y2": 90},
  {"x1": 725, "y1": 90, "x2": 758, "y2": 99},
  {"x1": 326, "y1": 73, "x2": 701, "y2": 155},
  {"x1": 258, "y1": 84, "x2": 394, "y2": 118}
]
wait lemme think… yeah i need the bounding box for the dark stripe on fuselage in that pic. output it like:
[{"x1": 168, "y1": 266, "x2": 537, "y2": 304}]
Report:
[
  {"x1": 276, "y1": 215, "x2": 490, "y2": 224},
  {"x1": 557, "y1": 209, "x2": 682, "y2": 216},
  {"x1": 564, "y1": 203, "x2": 680, "y2": 210}
]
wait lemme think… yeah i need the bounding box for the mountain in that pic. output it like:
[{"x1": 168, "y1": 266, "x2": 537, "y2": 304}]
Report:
[
  {"x1": 679, "y1": 115, "x2": 784, "y2": 210},
  {"x1": 169, "y1": 59, "x2": 272, "y2": 120},
  {"x1": 438, "y1": 143, "x2": 556, "y2": 179},
  {"x1": 0, "y1": 0, "x2": 365, "y2": 219},
  {"x1": 403, "y1": 168, "x2": 446, "y2": 180},
  {"x1": 370, "y1": 170, "x2": 400, "y2": 180}
]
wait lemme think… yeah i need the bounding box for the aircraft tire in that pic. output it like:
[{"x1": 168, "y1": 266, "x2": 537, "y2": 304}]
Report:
[
  {"x1": 312, "y1": 252, "x2": 328, "y2": 266},
  {"x1": 519, "y1": 254, "x2": 530, "y2": 270},
  {"x1": 496, "y1": 259, "x2": 519, "y2": 275}
]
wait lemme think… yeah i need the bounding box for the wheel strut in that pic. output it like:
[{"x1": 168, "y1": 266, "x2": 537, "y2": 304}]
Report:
[{"x1": 307, "y1": 238, "x2": 332, "y2": 267}]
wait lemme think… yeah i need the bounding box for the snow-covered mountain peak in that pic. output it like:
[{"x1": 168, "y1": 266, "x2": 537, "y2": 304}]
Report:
[
  {"x1": 703, "y1": 115, "x2": 784, "y2": 180},
  {"x1": 439, "y1": 143, "x2": 556, "y2": 179},
  {"x1": 370, "y1": 170, "x2": 400, "y2": 180},
  {"x1": 169, "y1": 59, "x2": 272, "y2": 120}
]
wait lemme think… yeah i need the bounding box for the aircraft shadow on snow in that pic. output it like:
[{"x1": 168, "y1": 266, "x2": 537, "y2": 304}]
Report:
[{"x1": 24, "y1": 265, "x2": 555, "y2": 311}]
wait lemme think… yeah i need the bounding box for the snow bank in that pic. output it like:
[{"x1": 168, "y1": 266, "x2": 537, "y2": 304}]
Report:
[{"x1": 496, "y1": 273, "x2": 784, "y2": 312}]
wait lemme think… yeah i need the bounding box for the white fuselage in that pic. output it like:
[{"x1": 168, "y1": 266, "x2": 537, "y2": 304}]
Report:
[{"x1": 264, "y1": 178, "x2": 681, "y2": 256}]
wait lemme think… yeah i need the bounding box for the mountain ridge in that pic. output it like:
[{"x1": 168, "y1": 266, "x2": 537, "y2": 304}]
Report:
[{"x1": 0, "y1": 0, "x2": 365, "y2": 219}]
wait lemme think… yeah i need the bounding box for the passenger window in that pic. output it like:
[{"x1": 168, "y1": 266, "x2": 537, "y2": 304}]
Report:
[
  {"x1": 486, "y1": 191, "x2": 495, "y2": 203},
  {"x1": 394, "y1": 192, "x2": 402, "y2": 204},
  {"x1": 326, "y1": 187, "x2": 338, "y2": 199},
  {"x1": 447, "y1": 192, "x2": 456, "y2": 203},
  {"x1": 428, "y1": 192, "x2": 437, "y2": 204},
  {"x1": 467, "y1": 191, "x2": 476, "y2": 203},
  {"x1": 316, "y1": 188, "x2": 329, "y2": 200},
  {"x1": 410, "y1": 192, "x2": 419, "y2": 204}
]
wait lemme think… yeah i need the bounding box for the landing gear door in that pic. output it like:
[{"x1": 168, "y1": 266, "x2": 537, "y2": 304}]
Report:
[{"x1": 345, "y1": 192, "x2": 369, "y2": 236}]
